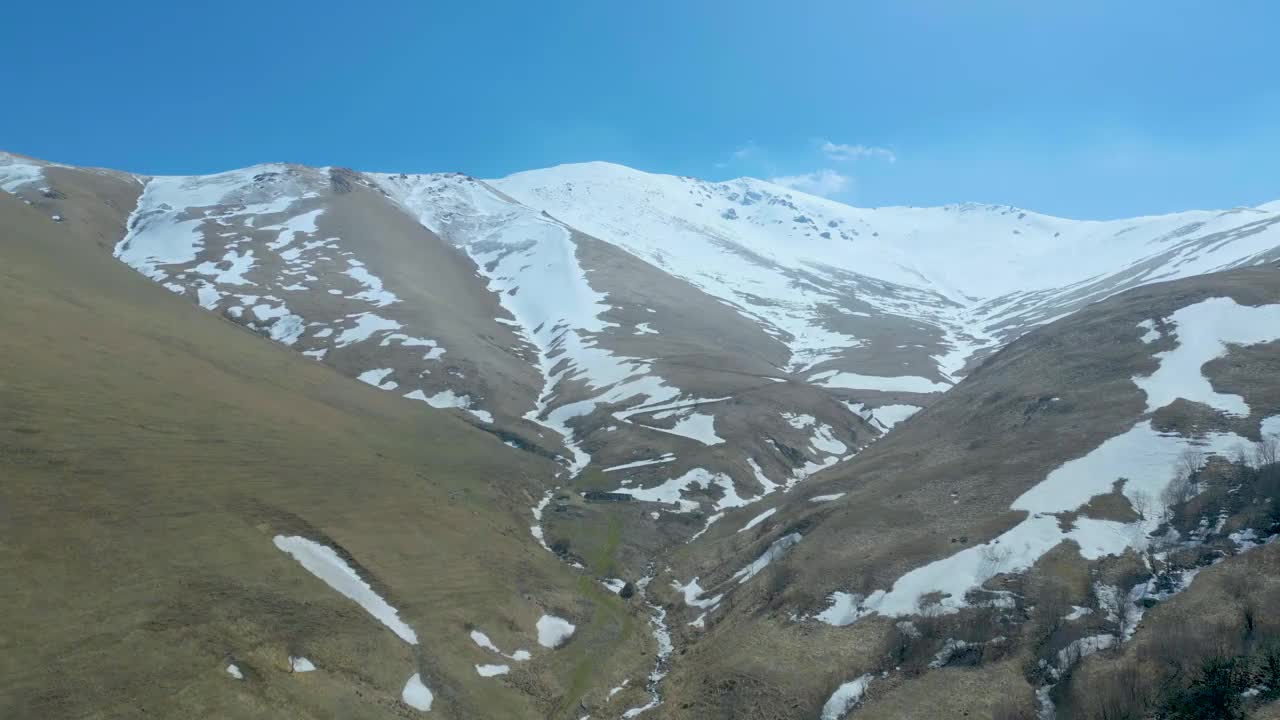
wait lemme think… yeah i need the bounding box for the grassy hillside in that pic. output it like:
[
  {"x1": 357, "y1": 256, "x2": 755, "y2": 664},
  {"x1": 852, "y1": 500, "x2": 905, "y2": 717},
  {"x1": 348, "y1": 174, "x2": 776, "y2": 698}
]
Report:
[
  {"x1": 654, "y1": 264, "x2": 1280, "y2": 718},
  {"x1": 0, "y1": 177, "x2": 650, "y2": 718}
]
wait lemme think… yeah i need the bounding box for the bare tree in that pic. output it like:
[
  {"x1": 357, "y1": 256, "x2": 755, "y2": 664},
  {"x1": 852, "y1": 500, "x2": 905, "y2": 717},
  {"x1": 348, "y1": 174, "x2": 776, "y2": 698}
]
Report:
[
  {"x1": 1162, "y1": 470, "x2": 1193, "y2": 518},
  {"x1": 978, "y1": 544, "x2": 1013, "y2": 583},
  {"x1": 1180, "y1": 447, "x2": 1206, "y2": 476},
  {"x1": 1230, "y1": 444, "x2": 1251, "y2": 471},
  {"x1": 1254, "y1": 434, "x2": 1279, "y2": 469},
  {"x1": 1130, "y1": 490, "x2": 1152, "y2": 522},
  {"x1": 1089, "y1": 662, "x2": 1146, "y2": 720},
  {"x1": 1030, "y1": 580, "x2": 1072, "y2": 638},
  {"x1": 1116, "y1": 596, "x2": 1142, "y2": 640}
]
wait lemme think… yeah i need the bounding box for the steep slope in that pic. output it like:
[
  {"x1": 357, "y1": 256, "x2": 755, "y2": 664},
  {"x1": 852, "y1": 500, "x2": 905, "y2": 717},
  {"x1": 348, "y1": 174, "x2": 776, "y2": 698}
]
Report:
[
  {"x1": 9, "y1": 149, "x2": 1280, "y2": 578},
  {"x1": 12, "y1": 152, "x2": 1277, "y2": 549},
  {"x1": 371, "y1": 172, "x2": 873, "y2": 530},
  {"x1": 2, "y1": 152, "x2": 879, "y2": 555},
  {"x1": 0, "y1": 167, "x2": 654, "y2": 719},
  {"x1": 645, "y1": 264, "x2": 1280, "y2": 719},
  {"x1": 494, "y1": 161, "x2": 1280, "y2": 383},
  {"x1": 4, "y1": 147, "x2": 1280, "y2": 719}
]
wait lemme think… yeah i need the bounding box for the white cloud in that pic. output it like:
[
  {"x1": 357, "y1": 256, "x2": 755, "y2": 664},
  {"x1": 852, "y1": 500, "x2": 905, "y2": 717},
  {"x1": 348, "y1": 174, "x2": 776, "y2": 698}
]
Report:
[
  {"x1": 821, "y1": 140, "x2": 896, "y2": 163},
  {"x1": 732, "y1": 141, "x2": 759, "y2": 160},
  {"x1": 768, "y1": 169, "x2": 851, "y2": 197}
]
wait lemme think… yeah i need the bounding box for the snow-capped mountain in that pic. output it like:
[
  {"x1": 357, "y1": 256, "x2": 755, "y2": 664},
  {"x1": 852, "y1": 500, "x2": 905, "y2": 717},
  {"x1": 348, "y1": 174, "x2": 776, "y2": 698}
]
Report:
[
  {"x1": 3, "y1": 151, "x2": 1278, "y2": 531},
  {"x1": 6, "y1": 148, "x2": 1280, "y2": 720},
  {"x1": 494, "y1": 161, "x2": 1280, "y2": 378}
]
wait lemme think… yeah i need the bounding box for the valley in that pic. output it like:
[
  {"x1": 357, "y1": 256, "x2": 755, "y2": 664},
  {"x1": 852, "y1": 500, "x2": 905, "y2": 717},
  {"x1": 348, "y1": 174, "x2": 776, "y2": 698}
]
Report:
[{"x1": 2, "y1": 149, "x2": 1279, "y2": 719}]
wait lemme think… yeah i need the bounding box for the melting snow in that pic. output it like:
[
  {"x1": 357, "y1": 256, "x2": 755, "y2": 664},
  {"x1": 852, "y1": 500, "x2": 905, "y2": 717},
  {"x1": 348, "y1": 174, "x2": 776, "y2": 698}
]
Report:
[
  {"x1": 730, "y1": 533, "x2": 802, "y2": 584},
  {"x1": 470, "y1": 629, "x2": 502, "y2": 653},
  {"x1": 262, "y1": 208, "x2": 324, "y2": 250},
  {"x1": 850, "y1": 403, "x2": 921, "y2": 431},
  {"x1": 809, "y1": 424, "x2": 847, "y2": 455},
  {"x1": 194, "y1": 249, "x2": 255, "y2": 286},
  {"x1": 377, "y1": 173, "x2": 715, "y2": 475},
  {"x1": 815, "y1": 304, "x2": 1280, "y2": 625},
  {"x1": 817, "y1": 418, "x2": 1274, "y2": 625},
  {"x1": 603, "y1": 454, "x2": 677, "y2": 472},
  {"x1": 476, "y1": 663, "x2": 510, "y2": 677},
  {"x1": 671, "y1": 577, "x2": 723, "y2": 610},
  {"x1": 1137, "y1": 318, "x2": 1161, "y2": 344},
  {"x1": 739, "y1": 508, "x2": 776, "y2": 532},
  {"x1": 225, "y1": 663, "x2": 244, "y2": 680},
  {"x1": 810, "y1": 493, "x2": 846, "y2": 502},
  {"x1": 1133, "y1": 298, "x2": 1280, "y2": 416},
  {"x1": 614, "y1": 468, "x2": 750, "y2": 512},
  {"x1": 471, "y1": 628, "x2": 532, "y2": 661},
  {"x1": 380, "y1": 333, "x2": 445, "y2": 361},
  {"x1": 783, "y1": 412, "x2": 816, "y2": 429},
  {"x1": 530, "y1": 490, "x2": 554, "y2": 551},
  {"x1": 1063, "y1": 606, "x2": 1092, "y2": 621},
  {"x1": 249, "y1": 302, "x2": 306, "y2": 344},
  {"x1": 1056, "y1": 634, "x2": 1115, "y2": 673},
  {"x1": 289, "y1": 656, "x2": 316, "y2": 673},
  {"x1": 272, "y1": 535, "x2": 419, "y2": 645},
  {"x1": 536, "y1": 614, "x2": 576, "y2": 648},
  {"x1": 401, "y1": 673, "x2": 433, "y2": 711},
  {"x1": 404, "y1": 388, "x2": 492, "y2": 422},
  {"x1": 117, "y1": 171, "x2": 265, "y2": 281},
  {"x1": 820, "y1": 674, "x2": 874, "y2": 720},
  {"x1": 357, "y1": 368, "x2": 398, "y2": 390},
  {"x1": 0, "y1": 156, "x2": 47, "y2": 192},
  {"x1": 810, "y1": 369, "x2": 951, "y2": 394},
  {"x1": 623, "y1": 570, "x2": 673, "y2": 718},
  {"x1": 654, "y1": 411, "x2": 723, "y2": 445},
  {"x1": 335, "y1": 313, "x2": 402, "y2": 346},
  {"x1": 343, "y1": 261, "x2": 400, "y2": 308}
]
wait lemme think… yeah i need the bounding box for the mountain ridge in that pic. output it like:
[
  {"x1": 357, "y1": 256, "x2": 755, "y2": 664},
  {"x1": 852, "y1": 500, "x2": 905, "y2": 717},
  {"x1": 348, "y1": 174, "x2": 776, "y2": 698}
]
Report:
[
  {"x1": 4, "y1": 149, "x2": 1277, "y2": 530},
  {"x1": 4, "y1": 147, "x2": 1280, "y2": 719}
]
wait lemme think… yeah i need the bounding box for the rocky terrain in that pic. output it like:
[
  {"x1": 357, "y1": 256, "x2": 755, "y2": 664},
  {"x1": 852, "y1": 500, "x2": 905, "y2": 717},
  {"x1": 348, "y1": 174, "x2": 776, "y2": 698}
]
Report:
[{"x1": 2, "y1": 149, "x2": 1279, "y2": 719}]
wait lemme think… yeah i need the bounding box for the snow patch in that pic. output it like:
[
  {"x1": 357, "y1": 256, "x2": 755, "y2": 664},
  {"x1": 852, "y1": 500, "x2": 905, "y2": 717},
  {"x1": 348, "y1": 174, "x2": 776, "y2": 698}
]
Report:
[
  {"x1": 810, "y1": 369, "x2": 951, "y2": 394},
  {"x1": 357, "y1": 368, "x2": 398, "y2": 390},
  {"x1": 820, "y1": 674, "x2": 874, "y2": 720},
  {"x1": 815, "y1": 416, "x2": 1270, "y2": 625},
  {"x1": 536, "y1": 614, "x2": 576, "y2": 648},
  {"x1": 272, "y1": 535, "x2": 418, "y2": 645},
  {"x1": 739, "y1": 508, "x2": 776, "y2": 532},
  {"x1": 335, "y1": 313, "x2": 401, "y2": 346},
  {"x1": 730, "y1": 533, "x2": 802, "y2": 584},
  {"x1": 603, "y1": 454, "x2": 677, "y2": 473},
  {"x1": 1133, "y1": 297, "x2": 1280, "y2": 416},
  {"x1": 401, "y1": 673, "x2": 433, "y2": 711},
  {"x1": 289, "y1": 656, "x2": 316, "y2": 673}
]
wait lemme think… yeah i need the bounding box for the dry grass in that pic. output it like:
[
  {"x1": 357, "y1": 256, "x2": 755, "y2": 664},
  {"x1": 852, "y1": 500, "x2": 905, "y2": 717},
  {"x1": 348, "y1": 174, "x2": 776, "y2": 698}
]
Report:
[
  {"x1": 0, "y1": 179, "x2": 650, "y2": 718},
  {"x1": 659, "y1": 265, "x2": 1280, "y2": 716}
]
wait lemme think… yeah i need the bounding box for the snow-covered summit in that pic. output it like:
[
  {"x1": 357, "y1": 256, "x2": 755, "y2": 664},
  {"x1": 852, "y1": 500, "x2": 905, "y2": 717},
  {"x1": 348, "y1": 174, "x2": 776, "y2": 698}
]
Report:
[
  {"x1": 492, "y1": 160, "x2": 1280, "y2": 376},
  {"x1": 494, "y1": 161, "x2": 1278, "y2": 303}
]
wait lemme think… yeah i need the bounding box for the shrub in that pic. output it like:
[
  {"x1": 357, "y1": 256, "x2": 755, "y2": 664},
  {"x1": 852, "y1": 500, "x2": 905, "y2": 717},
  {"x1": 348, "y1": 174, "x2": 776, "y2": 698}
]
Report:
[
  {"x1": 1087, "y1": 662, "x2": 1146, "y2": 720},
  {"x1": 1156, "y1": 657, "x2": 1248, "y2": 720}
]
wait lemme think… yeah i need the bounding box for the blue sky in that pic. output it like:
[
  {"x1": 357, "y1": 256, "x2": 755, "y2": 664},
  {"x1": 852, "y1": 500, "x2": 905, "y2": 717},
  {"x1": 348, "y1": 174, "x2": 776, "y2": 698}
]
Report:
[{"x1": 4, "y1": 0, "x2": 1276, "y2": 218}]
